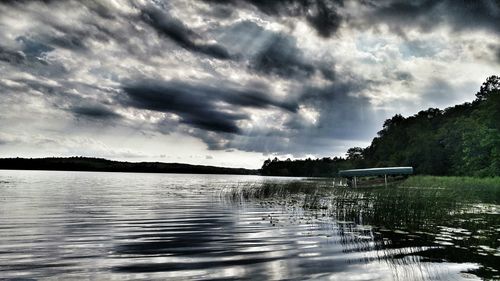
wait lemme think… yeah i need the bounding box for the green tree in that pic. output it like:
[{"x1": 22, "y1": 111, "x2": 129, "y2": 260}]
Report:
[{"x1": 476, "y1": 75, "x2": 500, "y2": 101}]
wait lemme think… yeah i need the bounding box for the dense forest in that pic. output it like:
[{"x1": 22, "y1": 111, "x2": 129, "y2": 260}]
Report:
[
  {"x1": 261, "y1": 75, "x2": 500, "y2": 177},
  {"x1": 0, "y1": 157, "x2": 258, "y2": 175}
]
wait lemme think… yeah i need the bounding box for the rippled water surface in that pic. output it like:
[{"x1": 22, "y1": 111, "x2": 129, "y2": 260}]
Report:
[{"x1": 0, "y1": 170, "x2": 498, "y2": 280}]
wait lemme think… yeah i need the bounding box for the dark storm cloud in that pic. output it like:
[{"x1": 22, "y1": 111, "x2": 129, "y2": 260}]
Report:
[
  {"x1": 141, "y1": 5, "x2": 231, "y2": 60},
  {"x1": 35, "y1": 21, "x2": 110, "y2": 52},
  {"x1": 121, "y1": 80, "x2": 297, "y2": 134},
  {"x1": 2, "y1": 76, "x2": 121, "y2": 124},
  {"x1": 13, "y1": 78, "x2": 63, "y2": 96},
  {"x1": 187, "y1": 78, "x2": 382, "y2": 154},
  {"x1": 0, "y1": 38, "x2": 52, "y2": 67},
  {"x1": 358, "y1": 0, "x2": 439, "y2": 34},
  {"x1": 205, "y1": 0, "x2": 344, "y2": 37},
  {"x1": 82, "y1": 0, "x2": 117, "y2": 20},
  {"x1": 305, "y1": 0, "x2": 343, "y2": 37},
  {"x1": 242, "y1": 0, "x2": 344, "y2": 37},
  {"x1": 0, "y1": 46, "x2": 26, "y2": 65},
  {"x1": 0, "y1": 0, "x2": 54, "y2": 5},
  {"x1": 252, "y1": 33, "x2": 315, "y2": 79},
  {"x1": 207, "y1": 0, "x2": 499, "y2": 37},
  {"x1": 219, "y1": 21, "x2": 335, "y2": 80},
  {"x1": 46, "y1": 34, "x2": 88, "y2": 51},
  {"x1": 359, "y1": 0, "x2": 500, "y2": 35},
  {"x1": 184, "y1": 113, "x2": 245, "y2": 134},
  {"x1": 0, "y1": 43, "x2": 66, "y2": 77},
  {"x1": 1, "y1": 2, "x2": 118, "y2": 53},
  {"x1": 2, "y1": 0, "x2": 115, "y2": 19},
  {"x1": 70, "y1": 104, "x2": 121, "y2": 120}
]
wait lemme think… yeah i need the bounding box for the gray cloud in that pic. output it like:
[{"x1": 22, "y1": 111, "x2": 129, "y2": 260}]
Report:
[
  {"x1": 0, "y1": 40, "x2": 52, "y2": 68},
  {"x1": 0, "y1": 46, "x2": 26, "y2": 65},
  {"x1": 219, "y1": 20, "x2": 335, "y2": 80},
  {"x1": 305, "y1": 0, "x2": 343, "y2": 37},
  {"x1": 183, "y1": 77, "x2": 382, "y2": 155},
  {"x1": 121, "y1": 79, "x2": 297, "y2": 134},
  {"x1": 206, "y1": 0, "x2": 499, "y2": 38},
  {"x1": 70, "y1": 104, "x2": 121, "y2": 120},
  {"x1": 16, "y1": 36, "x2": 54, "y2": 57},
  {"x1": 1, "y1": 75, "x2": 121, "y2": 126},
  {"x1": 246, "y1": 0, "x2": 344, "y2": 38},
  {"x1": 0, "y1": 0, "x2": 498, "y2": 164},
  {"x1": 296, "y1": 80, "x2": 382, "y2": 140},
  {"x1": 0, "y1": 38, "x2": 67, "y2": 78},
  {"x1": 399, "y1": 39, "x2": 442, "y2": 58},
  {"x1": 192, "y1": 131, "x2": 234, "y2": 150},
  {"x1": 394, "y1": 71, "x2": 414, "y2": 82},
  {"x1": 45, "y1": 33, "x2": 89, "y2": 52},
  {"x1": 252, "y1": 33, "x2": 315, "y2": 78},
  {"x1": 205, "y1": 0, "x2": 344, "y2": 37},
  {"x1": 141, "y1": 5, "x2": 232, "y2": 60},
  {"x1": 420, "y1": 78, "x2": 479, "y2": 108},
  {"x1": 357, "y1": 0, "x2": 500, "y2": 36},
  {"x1": 494, "y1": 45, "x2": 500, "y2": 64}
]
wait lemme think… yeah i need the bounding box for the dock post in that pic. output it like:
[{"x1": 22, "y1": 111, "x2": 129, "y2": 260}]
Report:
[
  {"x1": 384, "y1": 174, "x2": 387, "y2": 188},
  {"x1": 354, "y1": 176, "x2": 357, "y2": 188}
]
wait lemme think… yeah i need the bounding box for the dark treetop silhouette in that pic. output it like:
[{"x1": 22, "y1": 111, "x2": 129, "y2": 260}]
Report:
[{"x1": 0, "y1": 157, "x2": 258, "y2": 175}]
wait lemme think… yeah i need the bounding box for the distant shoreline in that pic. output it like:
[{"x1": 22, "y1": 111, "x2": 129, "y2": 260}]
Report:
[{"x1": 0, "y1": 157, "x2": 259, "y2": 176}]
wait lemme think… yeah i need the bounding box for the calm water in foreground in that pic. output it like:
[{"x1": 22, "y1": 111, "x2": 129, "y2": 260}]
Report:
[{"x1": 0, "y1": 170, "x2": 498, "y2": 280}]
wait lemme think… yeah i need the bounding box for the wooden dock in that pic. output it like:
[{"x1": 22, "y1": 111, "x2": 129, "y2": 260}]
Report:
[{"x1": 338, "y1": 167, "x2": 413, "y2": 188}]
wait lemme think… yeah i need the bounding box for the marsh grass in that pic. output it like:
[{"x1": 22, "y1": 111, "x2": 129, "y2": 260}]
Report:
[
  {"x1": 223, "y1": 180, "x2": 333, "y2": 208},
  {"x1": 402, "y1": 175, "x2": 500, "y2": 189},
  {"x1": 401, "y1": 176, "x2": 500, "y2": 204},
  {"x1": 223, "y1": 176, "x2": 499, "y2": 229},
  {"x1": 221, "y1": 176, "x2": 500, "y2": 279}
]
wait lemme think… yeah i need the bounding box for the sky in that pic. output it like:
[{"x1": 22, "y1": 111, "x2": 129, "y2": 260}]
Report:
[{"x1": 0, "y1": 0, "x2": 499, "y2": 168}]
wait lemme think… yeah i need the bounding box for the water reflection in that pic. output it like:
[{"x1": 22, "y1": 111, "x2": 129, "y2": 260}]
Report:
[
  {"x1": 0, "y1": 171, "x2": 497, "y2": 280},
  {"x1": 225, "y1": 180, "x2": 499, "y2": 280}
]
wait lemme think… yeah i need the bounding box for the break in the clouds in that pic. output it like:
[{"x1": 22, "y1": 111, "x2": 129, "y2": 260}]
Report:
[{"x1": 0, "y1": 0, "x2": 498, "y2": 168}]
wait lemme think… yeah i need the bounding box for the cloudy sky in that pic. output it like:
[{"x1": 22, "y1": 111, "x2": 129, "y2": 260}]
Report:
[{"x1": 0, "y1": 0, "x2": 499, "y2": 168}]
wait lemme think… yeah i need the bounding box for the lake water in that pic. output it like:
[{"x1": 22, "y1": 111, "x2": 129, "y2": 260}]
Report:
[{"x1": 0, "y1": 170, "x2": 498, "y2": 280}]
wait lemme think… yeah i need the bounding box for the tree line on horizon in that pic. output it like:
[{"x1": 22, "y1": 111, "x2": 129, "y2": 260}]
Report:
[
  {"x1": 261, "y1": 75, "x2": 500, "y2": 177},
  {"x1": 0, "y1": 156, "x2": 258, "y2": 175}
]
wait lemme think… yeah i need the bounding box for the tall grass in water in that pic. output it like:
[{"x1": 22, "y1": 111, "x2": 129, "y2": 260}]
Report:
[
  {"x1": 222, "y1": 177, "x2": 500, "y2": 279},
  {"x1": 402, "y1": 175, "x2": 500, "y2": 189},
  {"x1": 401, "y1": 176, "x2": 500, "y2": 204},
  {"x1": 224, "y1": 181, "x2": 332, "y2": 203},
  {"x1": 224, "y1": 176, "x2": 499, "y2": 229}
]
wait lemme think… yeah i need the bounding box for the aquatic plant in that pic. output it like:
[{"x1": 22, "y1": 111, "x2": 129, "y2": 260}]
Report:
[{"x1": 222, "y1": 176, "x2": 500, "y2": 279}]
